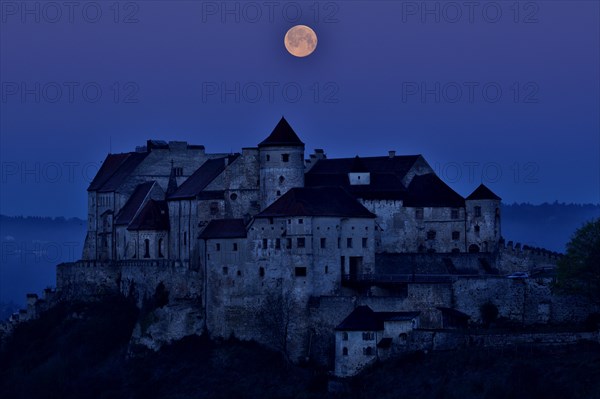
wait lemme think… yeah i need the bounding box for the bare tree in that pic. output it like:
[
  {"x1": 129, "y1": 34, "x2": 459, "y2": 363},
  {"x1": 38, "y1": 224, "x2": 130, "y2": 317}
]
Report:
[{"x1": 255, "y1": 290, "x2": 296, "y2": 361}]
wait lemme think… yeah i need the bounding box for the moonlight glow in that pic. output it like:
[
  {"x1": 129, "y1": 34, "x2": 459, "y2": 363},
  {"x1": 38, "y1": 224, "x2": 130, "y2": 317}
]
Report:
[{"x1": 284, "y1": 25, "x2": 318, "y2": 57}]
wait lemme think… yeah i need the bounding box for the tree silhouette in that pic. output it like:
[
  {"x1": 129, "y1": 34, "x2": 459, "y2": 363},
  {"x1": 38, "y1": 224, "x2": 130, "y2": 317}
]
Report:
[{"x1": 556, "y1": 218, "x2": 600, "y2": 302}]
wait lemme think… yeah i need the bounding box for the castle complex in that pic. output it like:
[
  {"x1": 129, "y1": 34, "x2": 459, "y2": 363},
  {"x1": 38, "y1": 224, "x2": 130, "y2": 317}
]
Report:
[{"x1": 16, "y1": 117, "x2": 579, "y2": 377}]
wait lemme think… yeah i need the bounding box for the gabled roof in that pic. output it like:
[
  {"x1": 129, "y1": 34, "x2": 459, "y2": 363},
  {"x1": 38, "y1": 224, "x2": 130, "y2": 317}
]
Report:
[
  {"x1": 256, "y1": 187, "x2": 376, "y2": 219},
  {"x1": 305, "y1": 155, "x2": 422, "y2": 200},
  {"x1": 466, "y1": 184, "x2": 501, "y2": 201},
  {"x1": 336, "y1": 306, "x2": 383, "y2": 331},
  {"x1": 335, "y1": 306, "x2": 420, "y2": 331},
  {"x1": 258, "y1": 117, "x2": 304, "y2": 148},
  {"x1": 115, "y1": 182, "x2": 155, "y2": 226},
  {"x1": 127, "y1": 200, "x2": 169, "y2": 231},
  {"x1": 198, "y1": 219, "x2": 247, "y2": 239},
  {"x1": 96, "y1": 152, "x2": 149, "y2": 193},
  {"x1": 168, "y1": 155, "x2": 239, "y2": 200},
  {"x1": 87, "y1": 153, "x2": 131, "y2": 191},
  {"x1": 404, "y1": 173, "x2": 465, "y2": 208}
]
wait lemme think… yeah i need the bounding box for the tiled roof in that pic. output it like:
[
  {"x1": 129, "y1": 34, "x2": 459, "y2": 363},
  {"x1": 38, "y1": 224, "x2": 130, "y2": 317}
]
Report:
[
  {"x1": 466, "y1": 184, "x2": 501, "y2": 201},
  {"x1": 127, "y1": 200, "x2": 169, "y2": 231},
  {"x1": 335, "y1": 306, "x2": 420, "y2": 331},
  {"x1": 305, "y1": 155, "x2": 421, "y2": 200},
  {"x1": 336, "y1": 306, "x2": 383, "y2": 331},
  {"x1": 96, "y1": 152, "x2": 149, "y2": 193},
  {"x1": 256, "y1": 187, "x2": 376, "y2": 218},
  {"x1": 258, "y1": 117, "x2": 304, "y2": 148},
  {"x1": 307, "y1": 155, "x2": 421, "y2": 178},
  {"x1": 115, "y1": 182, "x2": 155, "y2": 226},
  {"x1": 404, "y1": 173, "x2": 465, "y2": 208},
  {"x1": 168, "y1": 155, "x2": 238, "y2": 200},
  {"x1": 198, "y1": 219, "x2": 247, "y2": 239},
  {"x1": 87, "y1": 153, "x2": 130, "y2": 191}
]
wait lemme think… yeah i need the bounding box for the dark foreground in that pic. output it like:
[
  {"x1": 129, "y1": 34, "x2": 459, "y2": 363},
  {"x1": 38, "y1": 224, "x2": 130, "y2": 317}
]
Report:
[{"x1": 1, "y1": 296, "x2": 599, "y2": 399}]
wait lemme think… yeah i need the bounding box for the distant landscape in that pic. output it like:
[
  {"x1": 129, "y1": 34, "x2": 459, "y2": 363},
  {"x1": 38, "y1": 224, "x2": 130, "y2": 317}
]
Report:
[{"x1": 0, "y1": 203, "x2": 598, "y2": 316}]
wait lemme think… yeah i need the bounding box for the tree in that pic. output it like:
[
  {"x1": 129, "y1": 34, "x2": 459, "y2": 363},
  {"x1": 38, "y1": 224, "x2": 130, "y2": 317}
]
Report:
[
  {"x1": 556, "y1": 218, "x2": 600, "y2": 303},
  {"x1": 255, "y1": 291, "x2": 296, "y2": 362}
]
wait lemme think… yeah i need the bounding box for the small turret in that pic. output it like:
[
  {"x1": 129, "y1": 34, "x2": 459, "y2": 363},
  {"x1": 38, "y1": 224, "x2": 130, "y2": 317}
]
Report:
[{"x1": 258, "y1": 117, "x2": 305, "y2": 209}]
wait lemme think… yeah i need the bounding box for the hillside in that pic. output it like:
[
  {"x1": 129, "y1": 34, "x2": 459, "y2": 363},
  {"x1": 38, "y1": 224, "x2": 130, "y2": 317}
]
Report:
[{"x1": 1, "y1": 295, "x2": 600, "y2": 399}]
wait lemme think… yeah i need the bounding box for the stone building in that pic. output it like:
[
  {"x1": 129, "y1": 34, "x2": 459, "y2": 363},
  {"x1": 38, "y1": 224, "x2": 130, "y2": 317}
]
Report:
[{"x1": 65, "y1": 116, "x2": 553, "y2": 372}]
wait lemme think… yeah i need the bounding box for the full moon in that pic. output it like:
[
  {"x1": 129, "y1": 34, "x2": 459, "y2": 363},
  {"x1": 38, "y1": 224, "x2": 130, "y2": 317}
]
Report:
[{"x1": 284, "y1": 25, "x2": 318, "y2": 58}]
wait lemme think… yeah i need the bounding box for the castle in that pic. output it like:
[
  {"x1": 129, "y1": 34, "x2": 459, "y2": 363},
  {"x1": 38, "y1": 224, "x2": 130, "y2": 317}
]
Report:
[{"x1": 30, "y1": 117, "x2": 582, "y2": 377}]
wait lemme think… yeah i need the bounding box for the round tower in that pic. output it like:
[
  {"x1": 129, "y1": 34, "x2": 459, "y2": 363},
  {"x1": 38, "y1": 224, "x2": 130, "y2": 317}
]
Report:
[{"x1": 258, "y1": 117, "x2": 305, "y2": 210}]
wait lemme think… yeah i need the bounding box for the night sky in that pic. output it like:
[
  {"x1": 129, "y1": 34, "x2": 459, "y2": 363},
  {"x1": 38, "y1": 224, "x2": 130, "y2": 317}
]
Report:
[{"x1": 1, "y1": 1, "x2": 599, "y2": 218}]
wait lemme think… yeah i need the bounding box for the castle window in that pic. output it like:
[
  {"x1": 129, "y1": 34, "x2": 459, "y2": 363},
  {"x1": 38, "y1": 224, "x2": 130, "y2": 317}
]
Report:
[
  {"x1": 362, "y1": 237, "x2": 368, "y2": 248},
  {"x1": 210, "y1": 202, "x2": 219, "y2": 215},
  {"x1": 295, "y1": 267, "x2": 307, "y2": 277},
  {"x1": 269, "y1": 217, "x2": 274, "y2": 224},
  {"x1": 230, "y1": 193, "x2": 238, "y2": 201},
  {"x1": 237, "y1": 270, "x2": 241, "y2": 276},
  {"x1": 338, "y1": 238, "x2": 341, "y2": 249},
  {"x1": 362, "y1": 332, "x2": 374, "y2": 341},
  {"x1": 174, "y1": 167, "x2": 183, "y2": 177},
  {"x1": 233, "y1": 243, "x2": 238, "y2": 251},
  {"x1": 276, "y1": 190, "x2": 281, "y2": 196},
  {"x1": 320, "y1": 237, "x2": 326, "y2": 249},
  {"x1": 288, "y1": 219, "x2": 291, "y2": 224},
  {"x1": 259, "y1": 267, "x2": 265, "y2": 277},
  {"x1": 184, "y1": 232, "x2": 187, "y2": 246},
  {"x1": 222, "y1": 267, "x2": 228, "y2": 275},
  {"x1": 158, "y1": 238, "x2": 164, "y2": 258},
  {"x1": 416, "y1": 208, "x2": 424, "y2": 219},
  {"x1": 364, "y1": 347, "x2": 373, "y2": 356},
  {"x1": 452, "y1": 231, "x2": 460, "y2": 240},
  {"x1": 266, "y1": 155, "x2": 270, "y2": 161},
  {"x1": 286, "y1": 238, "x2": 292, "y2": 249},
  {"x1": 474, "y1": 206, "x2": 482, "y2": 217},
  {"x1": 451, "y1": 208, "x2": 459, "y2": 219},
  {"x1": 347, "y1": 238, "x2": 353, "y2": 248},
  {"x1": 279, "y1": 176, "x2": 285, "y2": 184},
  {"x1": 281, "y1": 153, "x2": 290, "y2": 162},
  {"x1": 342, "y1": 347, "x2": 348, "y2": 356},
  {"x1": 325, "y1": 265, "x2": 329, "y2": 274},
  {"x1": 216, "y1": 243, "x2": 221, "y2": 251},
  {"x1": 275, "y1": 238, "x2": 281, "y2": 249},
  {"x1": 298, "y1": 218, "x2": 303, "y2": 224},
  {"x1": 427, "y1": 230, "x2": 436, "y2": 240},
  {"x1": 297, "y1": 237, "x2": 305, "y2": 248},
  {"x1": 342, "y1": 332, "x2": 348, "y2": 341},
  {"x1": 474, "y1": 225, "x2": 481, "y2": 234},
  {"x1": 262, "y1": 238, "x2": 268, "y2": 249},
  {"x1": 144, "y1": 239, "x2": 150, "y2": 258}
]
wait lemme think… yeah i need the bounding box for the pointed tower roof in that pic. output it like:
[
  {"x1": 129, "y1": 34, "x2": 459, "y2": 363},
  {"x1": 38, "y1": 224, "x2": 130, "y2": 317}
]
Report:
[
  {"x1": 466, "y1": 184, "x2": 501, "y2": 201},
  {"x1": 258, "y1": 117, "x2": 304, "y2": 148},
  {"x1": 166, "y1": 162, "x2": 178, "y2": 197},
  {"x1": 350, "y1": 156, "x2": 369, "y2": 173}
]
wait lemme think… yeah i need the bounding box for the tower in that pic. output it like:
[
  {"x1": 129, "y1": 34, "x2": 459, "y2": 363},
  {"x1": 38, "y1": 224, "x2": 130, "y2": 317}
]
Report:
[
  {"x1": 465, "y1": 184, "x2": 501, "y2": 253},
  {"x1": 258, "y1": 117, "x2": 305, "y2": 210}
]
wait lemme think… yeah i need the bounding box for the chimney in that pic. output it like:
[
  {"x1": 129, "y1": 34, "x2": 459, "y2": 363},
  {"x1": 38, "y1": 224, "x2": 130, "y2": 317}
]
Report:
[{"x1": 388, "y1": 150, "x2": 396, "y2": 158}]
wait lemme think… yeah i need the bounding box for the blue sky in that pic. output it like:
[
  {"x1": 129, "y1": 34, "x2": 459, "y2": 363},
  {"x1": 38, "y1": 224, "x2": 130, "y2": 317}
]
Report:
[{"x1": 1, "y1": 0, "x2": 599, "y2": 218}]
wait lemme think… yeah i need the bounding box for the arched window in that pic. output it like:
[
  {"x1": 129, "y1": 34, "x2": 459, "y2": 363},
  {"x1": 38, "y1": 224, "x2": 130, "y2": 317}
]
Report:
[
  {"x1": 342, "y1": 347, "x2": 348, "y2": 356},
  {"x1": 158, "y1": 238, "x2": 164, "y2": 258},
  {"x1": 144, "y1": 239, "x2": 150, "y2": 258},
  {"x1": 469, "y1": 244, "x2": 480, "y2": 253}
]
